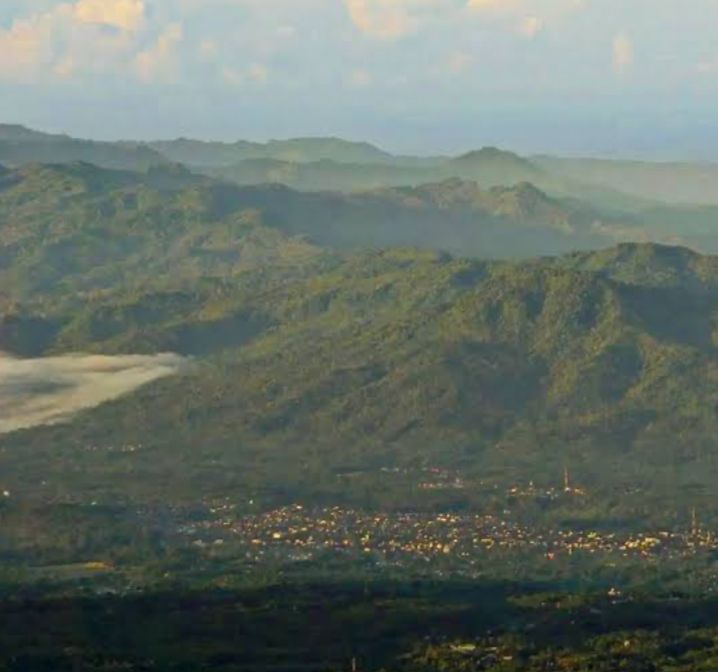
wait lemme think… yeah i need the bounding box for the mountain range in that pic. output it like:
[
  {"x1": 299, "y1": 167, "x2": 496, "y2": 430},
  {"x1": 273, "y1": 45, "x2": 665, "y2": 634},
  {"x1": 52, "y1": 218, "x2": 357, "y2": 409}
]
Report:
[
  {"x1": 2, "y1": 158, "x2": 717, "y2": 316},
  {"x1": 0, "y1": 155, "x2": 717, "y2": 530},
  {"x1": 6, "y1": 124, "x2": 718, "y2": 209}
]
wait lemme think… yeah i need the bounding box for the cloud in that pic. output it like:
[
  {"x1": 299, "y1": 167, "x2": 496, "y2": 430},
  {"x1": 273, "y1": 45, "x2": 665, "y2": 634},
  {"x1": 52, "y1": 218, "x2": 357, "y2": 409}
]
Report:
[
  {"x1": 0, "y1": 0, "x2": 149, "y2": 82},
  {"x1": 135, "y1": 22, "x2": 183, "y2": 83},
  {"x1": 73, "y1": 0, "x2": 145, "y2": 32},
  {"x1": 0, "y1": 11, "x2": 55, "y2": 79},
  {"x1": 0, "y1": 353, "x2": 187, "y2": 435},
  {"x1": 344, "y1": 0, "x2": 457, "y2": 40},
  {"x1": 466, "y1": 0, "x2": 511, "y2": 9},
  {"x1": 517, "y1": 15, "x2": 543, "y2": 38},
  {"x1": 198, "y1": 39, "x2": 219, "y2": 62},
  {"x1": 613, "y1": 32, "x2": 633, "y2": 74},
  {"x1": 220, "y1": 62, "x2": 270, "y2": 88},
  {"x1": 467, "y1": 0, "x2": 585, "y2": 36}
]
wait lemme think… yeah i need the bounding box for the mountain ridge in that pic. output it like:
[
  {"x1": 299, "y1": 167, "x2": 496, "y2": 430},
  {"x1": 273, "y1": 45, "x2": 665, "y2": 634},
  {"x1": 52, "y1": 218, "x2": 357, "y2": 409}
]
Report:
[{"x1": 2, "y1": 240, "x2": 717, "y2": 524}]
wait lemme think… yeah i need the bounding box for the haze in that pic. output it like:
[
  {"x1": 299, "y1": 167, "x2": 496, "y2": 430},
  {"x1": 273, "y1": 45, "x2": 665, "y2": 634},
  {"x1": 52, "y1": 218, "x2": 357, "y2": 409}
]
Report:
[{"x1": 0, "y1": 353, "x2": 187, "y2": 435}]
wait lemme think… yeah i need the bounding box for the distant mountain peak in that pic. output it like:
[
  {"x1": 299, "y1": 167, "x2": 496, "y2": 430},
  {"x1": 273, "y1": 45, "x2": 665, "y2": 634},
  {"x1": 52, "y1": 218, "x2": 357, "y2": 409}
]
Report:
[
  {"x1": 453, "y1": 146, "x2": 530, "y2": 164},
  {"x1": 0, "y1": 124, "x2": 61, "y2": 142},
  {"x1": 444, "y1": 147, "x2": 545, "y2": 188}
]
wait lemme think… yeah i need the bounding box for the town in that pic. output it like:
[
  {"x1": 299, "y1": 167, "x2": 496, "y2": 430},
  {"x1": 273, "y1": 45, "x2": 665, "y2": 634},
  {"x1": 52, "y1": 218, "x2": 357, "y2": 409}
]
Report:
[{"x1": 179, "y1": 501, "x2": 718, "y2": 572}]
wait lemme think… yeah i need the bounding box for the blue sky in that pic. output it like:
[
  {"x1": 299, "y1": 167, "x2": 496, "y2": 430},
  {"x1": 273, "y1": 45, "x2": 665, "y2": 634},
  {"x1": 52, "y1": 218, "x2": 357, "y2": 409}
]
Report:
[{"x1": 1, "y1": 0, "x2": 717, "y2": 157}]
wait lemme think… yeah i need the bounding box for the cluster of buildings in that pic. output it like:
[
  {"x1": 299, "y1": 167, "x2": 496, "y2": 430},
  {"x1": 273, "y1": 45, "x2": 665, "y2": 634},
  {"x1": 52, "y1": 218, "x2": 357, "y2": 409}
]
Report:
[
  {"x1": 83, "y1": 443, "x2": 144, "y2": 454},
  {"x1": 178, "y1": 503, "x2": 718, "y2": 568}
]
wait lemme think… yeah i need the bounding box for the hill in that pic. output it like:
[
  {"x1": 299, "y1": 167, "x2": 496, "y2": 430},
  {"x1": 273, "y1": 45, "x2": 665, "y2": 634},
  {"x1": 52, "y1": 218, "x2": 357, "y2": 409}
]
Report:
[
  {"x1": 535, "y1": 155, "x2": 718, "y2": 206},
  {"x1": 2, "y1": 240, "x2": 718, "y2": 528},
  {"x1": 0, "y1": 125, "x2": 168, "y2": 171},
  {"x1": 0, "y1": 163, "x2": 645, "y2": 313},
  {"x1": 205, "y1": 148, "x2": 555, "y2": 196},
  {"x1": 0, "y1": 163, "x2": 338, "y2": 305},
  {"x1": 203, "y1": 158, "x2": 438, "y2": 192},
  {"x1": 446, "y1": 146, "x2": 546, "y2": 186},
  {"x1": 7, "y1": 125, "x2": 715, "y2": 212},
  {"x1": 9, "y1": 125, "x2": 718, "y2": 212},
  {"x1": 555, "y1": 242, "x2": 718, "y2": 291},
  {"x1": 0, "y1": 124, "x2": 63, "y2": 142},
  {"x1": 2, "y1": 161, "x2": 718, "y2": 533},
  {"x1": 149, "y1": 136, "x2": 396, "y2": 167}
]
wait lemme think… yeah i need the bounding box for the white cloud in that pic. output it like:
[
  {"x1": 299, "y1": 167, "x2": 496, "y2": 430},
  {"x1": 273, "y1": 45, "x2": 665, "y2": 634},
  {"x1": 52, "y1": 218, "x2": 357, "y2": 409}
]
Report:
[
  {"x1": 467, "y1": 0, "x2": 585, "y2": 36},
  {"x1": 0, "y1": 353, "x2": 187, "y2": 435},
  {"x1": 53, "y1": 54, "x2": 76, "y2": 77},
  {"x1": 466, "y1": 0, "x2": 512, "y2": 9},
  {"x1": 613, "y1": 32, "x2": 633, "y2": 74},
  {"x1": 73, "y1": 0, "x2": 145, "y2": 32},
  {"x1": 517, "y1": 14, "x2": 543, "y2": 38},
  {"x1": 135, "y1": 22, "x2": 184, "y2": 83},
  {"x1": 0, "y1": 11, "x2": 55, "y2": 79},
  {"x1": 220, "y1": 63, "x2": 270, "y2": 88},
  {"x1": 344, "y1": 0, "x2": 458, "y2": 40},
  {"x1": 0, "y1": 1, "x2": 149, "y2": 82}
]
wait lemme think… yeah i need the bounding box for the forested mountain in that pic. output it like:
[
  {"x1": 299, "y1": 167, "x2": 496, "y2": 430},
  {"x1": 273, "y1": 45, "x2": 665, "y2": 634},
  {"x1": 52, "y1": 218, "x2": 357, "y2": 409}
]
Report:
[
  {"x1": 2, "y1": 155, "x2": 718, "y2": 672},
  {"x1": 1, "y1": 155, "x2": 717, "y2": 527},
  {"x1": 0, "y1": 162, "x2": 644, "y2": 310},
  {"x1": 7, "y1": 125, "x2": 718, "y2": 212},
  {"x1": 2, "y1": 239, "x2": 718, "y2": 522},
  {"x1": 535, "y1": 155, "x2": 718, "y2": 206},
  {"x1": 0, "y1": 125, "x2": 167, "y2": 171},
  {"x1": 204, "y1": 146, "x2": 551, "y2": 194},
  {"x1": 149, "y1": 136, "x2": 398, "y2": 166},
  {"x1": 1, "y1": 155, "x2": 718, "y2": 547},
  {"x1": 204, "y1": 157, "x2": 435, "y2": 192}
]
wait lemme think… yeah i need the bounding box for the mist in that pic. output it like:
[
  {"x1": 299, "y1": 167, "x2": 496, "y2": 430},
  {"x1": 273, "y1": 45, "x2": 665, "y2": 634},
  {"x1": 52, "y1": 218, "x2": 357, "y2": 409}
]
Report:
[{"x1": 0, "y1": 353, "x2": 187, "y2": 435}]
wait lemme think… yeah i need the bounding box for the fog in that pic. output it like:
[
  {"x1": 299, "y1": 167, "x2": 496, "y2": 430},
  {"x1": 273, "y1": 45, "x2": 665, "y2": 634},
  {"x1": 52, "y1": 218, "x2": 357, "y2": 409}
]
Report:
[{"x1": 0, "y1": 353, "x2": 187, "y2": 435}]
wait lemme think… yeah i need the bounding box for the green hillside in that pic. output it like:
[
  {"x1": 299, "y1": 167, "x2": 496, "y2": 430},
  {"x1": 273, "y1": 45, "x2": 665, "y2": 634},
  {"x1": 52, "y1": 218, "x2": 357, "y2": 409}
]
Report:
[
  {"x1": 3, "y1": 239, "x2": 718, "y2": 527},
  {"x1": 150, "y1": 135, "x2": 397, "y2": 166},
  {"x1": 0, "y1": 163, "x2": 645, "y2": 312},
  {"x1": 0, "y1": 125, "x2": 168, "y2": 171},
  {"x1": 204, "y1": 157, "x2": 436, "y2": 192},
  {"x1": 2, "y1": 160, "x2": 718, "y2": 540},
  {"x1": 535, "y1": 155, "x2": 718, "y2": 206},
  {"x1": 204, "y1": 146, "x2": 565, "y2": 196},
  {"x1": 8, "y1": 125, "x2": 718, "y2": 213},
  {"x1": 9, "y1": 125, "x2": 718, "y2": 217},
  {"x1": 0, "y1": 163, "x2": 335, "y2": 305}
]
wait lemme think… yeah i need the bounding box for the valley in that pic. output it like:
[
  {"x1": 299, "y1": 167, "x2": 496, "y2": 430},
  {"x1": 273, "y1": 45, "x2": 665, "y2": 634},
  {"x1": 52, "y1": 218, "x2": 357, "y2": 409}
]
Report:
[{"x1": 2, "y1": 126, "x2": 718, "y2": 671}]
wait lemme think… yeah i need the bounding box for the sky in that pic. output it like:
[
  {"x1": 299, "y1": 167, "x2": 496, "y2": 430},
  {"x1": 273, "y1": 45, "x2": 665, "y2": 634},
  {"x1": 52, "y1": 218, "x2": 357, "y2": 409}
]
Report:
[{"x1": 1, "y1": 0, "x2": 718, "y2": 157}]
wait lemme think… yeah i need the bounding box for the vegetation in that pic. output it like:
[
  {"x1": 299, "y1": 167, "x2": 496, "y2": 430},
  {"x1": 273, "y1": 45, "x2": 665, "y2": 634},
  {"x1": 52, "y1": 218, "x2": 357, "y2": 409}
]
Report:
[
  {"x1": 0, "y1": 124, "x2": 167, "y2": 171},
  {"x1": 2, "y1": 165, "x2": 718, "y2": 526},
  {"x1": 535, "y1": 154, "x2": 718, "y2": 206},
  {"x1": 3, "y1": 142, "x2": 718, "y2": 669},
  {"x1": 3, "y1": 580, "x2": 718, "y2": 671}
]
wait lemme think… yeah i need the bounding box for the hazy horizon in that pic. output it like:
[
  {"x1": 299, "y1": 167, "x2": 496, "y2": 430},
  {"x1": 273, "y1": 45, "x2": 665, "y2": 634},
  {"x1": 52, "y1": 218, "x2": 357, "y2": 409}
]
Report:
[
  {"x1": 2, "y1": 1, "x2": 718, "y2": 159},
  {"x1": 7, "y1": 119, "x2": 718, "y2": 165}
]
